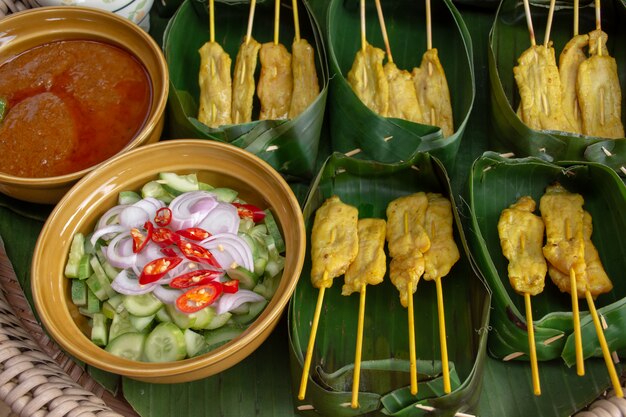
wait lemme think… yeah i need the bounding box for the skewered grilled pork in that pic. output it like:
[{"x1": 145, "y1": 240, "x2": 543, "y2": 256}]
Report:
[
  {"x1": 389, "y1": 251, "x2": 424, "y2": 308},
  {"x1": 198, "y1": 42, "x2": 232, "y2": 128},
  {"x1": 289, "y1": 38, "x2": 320, "y2": 118},
  {"x1": 257, "y1": 43, "x2": 293, "y2": 120},
  {"x1": 342, "y1": 219, "x2": 387, "y2": 296},
  {"x1": 310, "y1": 196, "x2": 359, "y2": 289},
  {"x1": 347, "y1": 42, "x2": 389, "y2": 116},
  {"x1": 497, "y1": 196, "x2": 547, "y2": 296},
  {"x1": 384, "y1": 62, "x2": 422, "y2": 123},
  {"x1": 559, "y1": 34, "x2": 589, "y2": 134},
  {"x1": 232, "y1": 37, "x2": 261, "y2": 124},
  {"x1": 386, "y1": 193, "x2": 431, "y2": 258},
  {"x1": 422, "y1": 193, "x2": 460, "y2": 281}
]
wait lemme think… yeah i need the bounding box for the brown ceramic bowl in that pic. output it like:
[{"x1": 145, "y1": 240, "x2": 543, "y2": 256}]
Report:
[
  {"x1": 0, "y1": 7, "x2": 168, "y2": 204},
  {"x1": 31, "y1": 140, "x2": 306, "y2": 383}
]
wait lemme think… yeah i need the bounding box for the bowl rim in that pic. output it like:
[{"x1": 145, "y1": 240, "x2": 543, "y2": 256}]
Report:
[
  {"x1": 31, "y1": 139, "x2": 306, "y2": 379},
  {"x1": 0, "y1": 6, "x2": 169, "y2": 187}
]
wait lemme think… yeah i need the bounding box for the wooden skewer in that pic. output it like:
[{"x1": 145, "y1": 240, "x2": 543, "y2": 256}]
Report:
[
  {"x1": 425, "y1": 0, "x2": 432, "y2": 50},
  {"x1": 595, "y1": 0, "x2": 602, "y2": 57},
  {"x1": 570, "y1": 268, "x2": 585, "y2": 376},
  {"x1": 273, "y1": 0, "x2": 280, "y2": 45},
  {"x1": 209, "y1": 0, "x2": 215, "y2": 43},
  {"x1": 351, "y1": 283, "x2": 367, "y2": 408},
  {"x1": 522, "y1": 0, "x2": 537, "y2": 46},
  {"x1": 524, "y1": 292, "x2": 541, "y2": 395},
  {"x1": 245, "y1": 0, "x2": 257, "y2": 45},
  {"x1": 584, "y1": 290, "x2": 624, "y2": 398},
  {"x1": 292, "y1": 0, "x2": 300, "y2": 42},
  {"x1": 435, "y1": 276, "x2": 451, "y2": 393},
  {"x1": 544, "y1": 0, "x2": 556, "y2": 47},
  {"x1": 374, "y1": 0, "x2": 393, "y2": 63},
  {"x1": 360, "y1": 0, "x2": 366, "y2": 52},
  {"x1": 298, "y1": 271, "x2": 328, "y2": 400},
  {"x1": 573, "y1": 0, "x2": 579, "y2": 36},
  {"x1": 403, "y1": 212, "x2": 418, "y2": 395}
]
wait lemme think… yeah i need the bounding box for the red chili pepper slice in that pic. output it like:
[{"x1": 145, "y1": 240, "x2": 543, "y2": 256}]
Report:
[
  {"x1": 161, "y1": 247, "x2": 178, "y2": 257},
  {"x1": 170, "y1": 269, "x2": 223, "y2": 289},
  {"x1": 222, "y1": 279, "x2": 239, "y2": 294},
  {"x1": 154, "y1": 207, "x2": 172, "y2": 227},
  {"x1": 232, "y1": 203, "x2": 266, "y2": 223},
  {"x1": 177, "y1": 240, "x2": 221, "y2": 268},
  {"x1": 176, "y1": 227, "x2": 211, "y2": 241},
  {"x1": 139, "y1": 256, "x2": 183, "y2": 285},
  {"x1": 130, "y1": 222, "x2": 153, "y2": 253},
  {"x1": 151, "y1": 227, "x2": 181, "y2": 247},
  {"x1": 176, "y1": 282, "x2": 223, "y2": 313}
]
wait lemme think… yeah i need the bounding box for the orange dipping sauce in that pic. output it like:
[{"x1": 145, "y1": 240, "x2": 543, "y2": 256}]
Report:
[{"x1": 0, "y1": 40, "x2": 152, "y2": 178}]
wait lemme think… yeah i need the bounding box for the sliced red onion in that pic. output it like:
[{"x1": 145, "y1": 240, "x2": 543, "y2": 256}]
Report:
[
  {"x1": 168, "y1": 191, "x2": 218, "y2": 231},
  {"x1": 118, "y1": 206, "x2": 151, "y2": 229},
  {"x1": 153, "y1": 285, "x2": 183, "y2": 304},
  {"x1": 215, "y1": 290, "x2": 265, "y2": 315},
  {"x1": 200, "y1": 233, "x2": 253, "y2": 271},
  {"x1": 111, "y1": 269, "x2": 157, "y2": 295},
  {"x1": 105, "y1": 233, "x2": 137, "y2": 269},
  {"x1": 90, "y1": 224, "x2": 125, "y2": 246},
  {"x1": 133, "y1": 197, "x2": 166, "y2": 220},
  {"x1": 196, "y1": 203, "x2": 239, "y2": 235},
  {"x1": 96, "y1": 205, "x2": 128, "y2": 230}
]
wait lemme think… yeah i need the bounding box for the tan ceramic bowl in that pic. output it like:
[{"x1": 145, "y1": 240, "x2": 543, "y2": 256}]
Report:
[
  {"x1": 32, "y1": 140, "x2": 306, "y2": 383},
  {"x1": 0, "y1": 7, "x2": 168, "y2": 204}
]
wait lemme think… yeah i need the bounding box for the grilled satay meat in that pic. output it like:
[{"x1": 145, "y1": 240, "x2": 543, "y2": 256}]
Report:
[
  {"x1": 347, "y1": 42, "x2": 389, "y2": 116},
  {"x1": 412, "y1": 48, "x2": 454, "y2": 137},
  {"x1": 289, "y1": 38, "x2": 320, "y2": 119},
  {"x1": 539, "y1": 183, "x2": 586, "y2": 290},
  {"x1": 342, "y1": 218, "x2": 387, "y2": 296},
  {"x1": 198, "y1": 42, "x2": 232, "y2": 128},
  {"x1": 422, "y1": 193, "x2": 460, "y2": 281},
  {"x1": 232, "y1": 37, "x2": 261, "y2": 124},
  {"x1": 513, "y1": 44, "x2": 570, "y2": 132},
  {"x1": 559, "y1": 34, "x2": 589, "y2": 134},
  {"x1": 386, "y1": 193, "x2": 431, "y2": 258},
  {"x1": 384, "y1": 62, "x2": 422, "y2": 123},
  {"x1": 257, "y1": 43, "x2": 293, "y2": 120},
  {"x1": 310, "y1": 196, "x2": 359, "y2": 289},
  {"x1": 497, "y1": 196, "x2": 547, "y2": 296},
  {"x1": 577, "y1": 30, "x2": 624, "y2": 139},
  {"x1": 547, "y1": 211, "x2": 613, "y2": 298},
  {"x1": 389, "y1": 251, "x2": 424, "y2": 308}
]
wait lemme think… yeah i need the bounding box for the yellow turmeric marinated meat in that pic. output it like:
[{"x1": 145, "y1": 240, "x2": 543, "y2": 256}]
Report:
[
  {"x1": 231, "y1": 37, "x2": 261, "y2": 124},
  {"x1": 289, "y1": 38, "x2": 320, "y2": 119},
  {"x1": 547, "y1": 211, "x2": 613, "y2": 298},
  {"x1": 257, "y1": 43, "x2": 293, "y2": 120},
  {"x1": 198, "y1": 42, "x2": 232, "y2": 128},
  {"x1": 513, "y1": 44, "x2": 569, "y2": 132},
  {"x1": 497, "y1": 196, "x2": 547, "y2": 296},
  {"x1": 577, "y1": 30, "x2": 624, "y2": 139},
  {"x1": 412, "y1": 48, "x2": 454, "y2": 137},
  {"x1": 559, "y1": 34, "x2": 589, "y2": 134},
  {"x1": 539, "y1": 183, "x2": 586, "y2": 285},
  {"x1": 386, "y1": 193, "x2": 431, "y2": 259},
  {"x1": 389, "y1": 251, "x2": 424, "y2": 308},
  {"x1": 422, "y1": 193, "x2": 460, "y2": 281},
  {"x1": 384, "y1": 62, "x2": 422, "y2": 123},
  {"x1": 310, "y1": 196, "x2": 359, "y2": 289},
  {"x1": 347, "y1": 42, "x2": 389, "y2": 116},
  {"x1": 342, "y1": 218, "x2": 387, "y2": 296}
]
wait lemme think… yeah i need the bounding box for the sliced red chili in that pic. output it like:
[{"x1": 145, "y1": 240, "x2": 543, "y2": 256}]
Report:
[
  {"x1": 138, "y1": 256, "x2": 182, "y2": 285},
  {"x1": 154, "y1": 207, "x2": 172, "y2": 227},
  {"x1": 130, "y1": 222, "x2": 153, "y2": 253},
  {"x1": 176, "y1": 282, "x2": 223, "y2": 313},
  {"x1": 170, "y1": 269, "x2": 223, "y2": 289},
  {"x1": 176, "y1": 227, "x2": 211, "y2": 241},
  {"x1": 151, "y1": 227, "x2": 181, "y2": 247},
  {"x1": 161, "y1": 247, "x2": 178, "y2": 257},
  {"x1": 222, "y1": 279, "x2": 239, "y2": 294},
  {"x1": 177, "y1": 240, "x2": 221, "y2": 268},
  {"x1": 232, "y1": 203, "x2": 266, "y2": 223}
]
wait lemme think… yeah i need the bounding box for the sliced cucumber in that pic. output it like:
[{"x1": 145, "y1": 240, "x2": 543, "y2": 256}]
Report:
[
  {"x1": 198, "y1": 181, "x2": 215, "y2": 191},
  {"x1": 227, "y1": 266, "x2": 259, "y2": 290},
  {"x1": 144, "y1": 322, "x2": 187, "y2": 362},
  {"x1": 263, "y1": 209, "x2": 285, "y2": 253},
  {"x1": 184, "y1": 328, "x2": 207, "y2": 357},
  {"x1": 118, "y1": 191, "x2": 141, "y2": 205},
  {"x1": 211, "y1": 187, "x2": 238, "y2": 203},
  {"x1": 204, "y1": 312, "x2": 232, "y2": 330},
  {"x1": 109, "y1": 310, "x2": 134, "y2": 341},
  {"x1": 264, "y1": 255, "x2": 285, "y2": 279},
  {"x1": 102, "y1": 301, "x2": 117, "y2": 320},
  {"x1": 141, "y1": 180, "x2": 174, "y2": 203},
  {"x1": 106, "y1": 293, "x2": 124, "y2": 310},
  {"x1": 71, "y1": 279, "x2": 87, "y2": 306},
  {"x1": 231, "y1": 300, "x2": 268, "y2": 325},
  {"x1": 238, "y1": 218, "x2": 255, "y2": 233},
  {"x1": 123, "y1": 293, "x2": 163, "y2": 317},
  {"x1": 158, "y1": 172, "x2": 199, "y2": 195},
  {"x1": 86, "y1": 287, "x2": 101, "y2": 313},
  {"x1": 91, "y1": 313, "x2": 108, "y2": 346},
  {"x1": 203, "y1": 326, "x2": 245, "y2": 350},
  {"x1": 189, "y1": 306, "x2": 215, "y2": 330},
  {"x1": 253, "y1": 273, "x2": 281, "y2": 299},
  {"x1": 65, "y1": 233, "x2": 90, "y2": 278},
  {"x1": 106, "y1": 332, "x2": 146, "y2": 361},
  {"x1": 86, "y1": 259, "x2": 116, "y2": 301},
  {"x1": 130, "y1": 314, "x2": 155, "y2": 332},
  {"x1": 155, "y1": 306, "x2": 172, "y2": 323}
]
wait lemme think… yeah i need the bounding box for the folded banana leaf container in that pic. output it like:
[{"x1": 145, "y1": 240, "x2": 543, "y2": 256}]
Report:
[
  {"x1": 321, "y1": 0, "x2": 474, "y2": 170},
  {"x1": 163, "y1": 0, "x2": 329, "y2": 180},
  {"x1": 488, "y1": 0, "x2": 626, "y2": 174},
  {"x1": 467, "y1": 151, "x2": 626, "y2": 367},
  {"x1": 289, "y1": 152, "x2": 490, "y2": 416}
]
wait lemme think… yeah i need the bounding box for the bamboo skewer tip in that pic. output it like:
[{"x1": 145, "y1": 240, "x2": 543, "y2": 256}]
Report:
[
  {"x1": 360, "y1": 0, "x2": 366, "y2": 52},
  {"x1": 435, "y1": 277, "x2": 451, "y2": 394},
  {"x1": 245, "y1": 0, "x2": 256, "y2": 45},
  {"x1": 524, "y1": 292, "x2": 541, "y2": 396},
  {"x1": 273, "y1": 0, "x2": 280, "y2": 45},
  {"x1": 351, "y1": 283, "x2": 368, "y2": 409},
  {"x1": 407, "y1": 278, "x2": 418, "y2": 395},
  {"x1": 374, "y1": 0, "x2": 393, "y2": 63},
  {"x1": 569, "y1": 268, "x2": 585, "y2": 376},
  {"x1": 292, "y1": 0, "x2": 300, "y2": 42}
]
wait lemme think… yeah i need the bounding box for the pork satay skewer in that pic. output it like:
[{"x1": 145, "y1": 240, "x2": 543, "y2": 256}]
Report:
[
  {"x1": 544, "y1": 0, "x2": 556, "y2": 48},
  {"x1": 498, "y1": 196, "x2": 547, "y2": 396},
  {"x1": 422, "y1": 193, "x2": 460, "y2": 394},
  {"x1": 404, "y1": 212, "x2": 419, "y2": 395},
  {"x1": 231, "y1": 0, "x2": 260, "y2": 124},
  {"x1": 298, "y1": 196, "x2": 359, "y2": 400},
  {"x1": 342, "y1": 219, "x2": 387, "y2": 409}
]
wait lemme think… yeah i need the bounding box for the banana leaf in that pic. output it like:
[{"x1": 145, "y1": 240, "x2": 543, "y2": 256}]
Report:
[
  {"x1": 467, "y1": 151, "x2": 626, "y2": 366},
  {"x1": 163, "y1": 0, "x2": 329, "y2": 180},
  {"x1": 488, "y1": 0, "x2": 626, "y2": 173},
  {"x1": 324, "y1": 0, "x2": 475, "y2": 170},
  {"x1": 289, "y1": 152, "x2": 490, "y2": 416}
]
